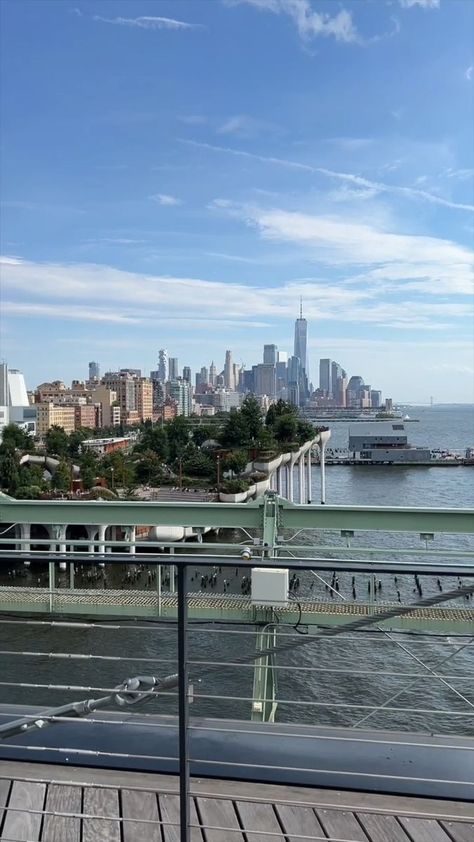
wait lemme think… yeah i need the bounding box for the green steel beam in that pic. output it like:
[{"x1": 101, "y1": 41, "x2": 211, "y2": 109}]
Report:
[
  {"x1": 0, "y1": 496, "x2": 473, "y2": 534},
  {"x1": 0, "y1": 588, "x2": 471, "y2": 633}
]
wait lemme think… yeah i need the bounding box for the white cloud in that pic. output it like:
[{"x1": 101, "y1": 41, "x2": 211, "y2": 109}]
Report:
[
  {"x1": 229, "y1": 0, "x2": 359, "y2": 43},
  {"x1": 217, "y1": 114, "x2": 279, "y2": 138},
  {"x1": 242, "y1": 207, "x2": 474, "y2": 295},
  {"x1": 92, "y1": 15, "x2": 203, "y2": 31},
  {"x1": 399, "y1": 0, "x2": 439, "y2": 8},
  {"x1": 2, "y1": 248, "x2": 471, "y2": 336},
  {"x1": 181, "y1": 140, "x2": 474, "y2": 212},
  {"x1": 149, "y1": 193, "x2": 182, "y2": 206},
  {"x1": 466, "y1": 65, "x2": 473, "y2": 81},
  {"x1": 3, "y1": 302, "x2": 142, "y2": 324}
]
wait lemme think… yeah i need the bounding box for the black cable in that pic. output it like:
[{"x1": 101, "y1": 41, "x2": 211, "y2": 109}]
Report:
[{"x1": 287, "y1": 592, "x2": 308, "y2": 635}]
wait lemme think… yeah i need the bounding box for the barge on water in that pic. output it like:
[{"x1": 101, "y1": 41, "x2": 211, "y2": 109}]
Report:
[{"x1": 312, "y1": 422, "x2": 469, "y2": 466}]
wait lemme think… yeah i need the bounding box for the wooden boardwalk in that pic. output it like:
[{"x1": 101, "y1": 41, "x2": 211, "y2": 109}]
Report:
[{"x1": 0, "y1": 761, "x2": 473, "y2": 841}]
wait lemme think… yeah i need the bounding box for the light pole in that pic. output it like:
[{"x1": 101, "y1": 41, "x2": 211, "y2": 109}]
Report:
[
  {"x1": 216, "y1": 454, "x2": 221, "y2": 486},
  {"x1": 110, "y1": 466, "x2": 115, "y2": 491}
]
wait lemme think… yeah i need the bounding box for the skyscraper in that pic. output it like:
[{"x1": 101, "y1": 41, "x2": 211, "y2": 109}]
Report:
[
  {"x1": 294, "y1": 300, "x2": 309, "y2": 405},
  {"x1": 224, "y1": 350, "x2": 234, "y2": 390},
  {"x1": 169, "y1": 357, "x2": 179, "y2": 381},
  {"x1": 263, "y1": 344, "x2": 278, "y2": 365},
  {"x1": 294, "y1": 299, "x2": 308, "y2": 376},
  {"x1": 88, "y1": 361, "x2": 100, "y2": 382},
  {"x1": 209, "y1": 361, "x2": 216, "y2": 386},
  {"x1": 182, "y1": 366, "x2": 192, "y2": 383},
  {"x1": 158, "y1": 349, "x2": 168, "y2": 382},
  {"x1": 319, "y1": 359, "x2": 332, "y2": 395}
]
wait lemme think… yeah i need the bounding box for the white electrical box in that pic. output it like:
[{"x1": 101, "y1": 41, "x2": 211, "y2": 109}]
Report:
[{"x1": 251, "y1": 568, "x2": 289, "y2": 607}]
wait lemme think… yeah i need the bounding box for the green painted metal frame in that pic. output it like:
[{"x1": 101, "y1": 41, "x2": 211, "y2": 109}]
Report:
[{"x1": 1, "y1": 494, "x2": 473, "y2": 535}]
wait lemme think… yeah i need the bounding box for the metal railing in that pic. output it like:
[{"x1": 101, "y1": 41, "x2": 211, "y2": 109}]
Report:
[{"x1": 0, "y1": 494, "x2": 473, "y2": 840}]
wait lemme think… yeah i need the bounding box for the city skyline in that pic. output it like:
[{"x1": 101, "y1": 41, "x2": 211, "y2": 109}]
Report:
[{"x1": 0, "y1": 0, "x2": 473, "y2": 404}]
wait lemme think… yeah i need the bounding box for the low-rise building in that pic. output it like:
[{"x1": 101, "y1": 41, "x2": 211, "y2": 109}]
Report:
[
  {"x1": 349, "y1": 423, "x2": 431, "y2": 463},
  {"x1": 36, "y1": 403, "x2": 75, "y2": 437},
  {"x1": 74, "y1": 405, "x2": 97, "y2": 430}
]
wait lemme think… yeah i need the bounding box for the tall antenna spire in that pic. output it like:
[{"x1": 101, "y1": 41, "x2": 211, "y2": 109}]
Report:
[{"x1": 299, "y1": 295, "x2": 303, "y2": 319}]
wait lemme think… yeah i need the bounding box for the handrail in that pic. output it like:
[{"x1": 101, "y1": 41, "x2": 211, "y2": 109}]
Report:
[{"x1": 1, "y1": 494, "x2": 473, "y2": 533}]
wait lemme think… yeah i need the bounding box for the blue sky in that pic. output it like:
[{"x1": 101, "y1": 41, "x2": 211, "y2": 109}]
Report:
[{"x1": 1, "y1": 0, "x2": 473, "y2": 403}]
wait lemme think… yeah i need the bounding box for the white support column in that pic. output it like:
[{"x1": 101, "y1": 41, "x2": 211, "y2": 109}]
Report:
[
  {"x1": 318, "y1": 430, "x2": 331, "y2": 505},
  {"x1": 127, "y1": 526, "x2": 136, "y2": 555},
  {"x1": 98, "y1": 524, "x2": 107, "y2": 566},
  {"x1": 306, "y1": 450, "x2": 312, "y2": 504},
  {"x1": 299, "y1": 457, "x2": 305, "y2": 504},
  {"x1": 18, "y1": 523, "x2": 31, "y2": 567},
  {"x1": 276, "y1": 466, "x2": 282, "y2": 496},
  {"x1": 288, "y1": 463, "x2": 294, "y2": 503},
  {"x1": 52, "y1": 524, "x2": 67, "y2": 571},
  {"x1": 86, "y1": 526, "x2": 97, "y2": 556}
]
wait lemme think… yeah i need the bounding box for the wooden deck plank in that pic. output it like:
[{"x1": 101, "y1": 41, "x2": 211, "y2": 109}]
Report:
[
  {"x1": 0, "y1": 779, "x2": 11, "y2": 831},
  {"x1": 1, "y1": 780, "x2": 46, "y2": 842},
  {"x1": 0, "y1": 761, "x2": 472, "y2": 822},
  {"x1": 159, "y1": 793, "x2": 203, "y2": 842},
  {"x1": 41, "y1": 784, "x2": 81, "y2": 842},
  {"x1": 121, "y1": 789, "x2": 161, "y2": 842},
  {"x1": 357, "y1": 812, "x2": 411, "y2": 842},
  {"x1": 440, "y1": 821, "x2": 474, "y2": 842},
  {"x1": 275, "y1": 803, "x2": 325, "y2": 842},
  {"x1": 82, "y1": 786, "x2": 120, "y2": 842},
  {"x1": 398, "y1": 817, "x2": 453, "y2": 842},
  {"x1": 236, "y1": 800, "x2": 285, "y2": 842},
  {"x1": 317, "y1": 808, "x2": 369, "y2": 841},
  {"x1": 197, "y1": 796, "x2": 244, "y2": 841}
]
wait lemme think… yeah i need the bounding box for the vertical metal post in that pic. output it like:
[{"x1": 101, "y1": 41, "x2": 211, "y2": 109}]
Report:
[
  {"x1": 177, "y1": 563, "x2": 190, "y2": 842},
  {"x1": 156, "y1": 564, "x2": 162, "y2": 616},
  {"x1": 69, "y1": 563, "x2": 75, "y2": 589},
  {"x1": 48, "y1": 562, "x2": 55, "y2": 613},
  {"x1": 170, "y1": 547, "x2": 176, "y2": 594}
]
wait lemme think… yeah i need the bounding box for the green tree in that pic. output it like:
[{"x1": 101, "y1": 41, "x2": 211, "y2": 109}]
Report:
[
  {"x1": 223, "y1": 450, "x2": 249, "y2": 474},
  {"x1": 255, "y1": 427, "x2": 277, "y2": 453},
  {"x1": 51, "y1": 459, "x2": 71, "y2": 492},
  {"x1": 297, "y1": 419, "x2": 315, "y2": 443},
  {"x1": 135, "y1": 426, "x2": 169, "y2": 461},
  {"x1": 67, "y1": 429, "x2": 90, "y2": 458},
  {"x1": 273, "y1": 413, "x2": 298, "y2": 443},
  {"x1": 18, "y1": 462, "x2": 44, "y2": 488},
  {"x1": 182, "y1": 452, "x2": 215, "y2": 478},
  {"x1": 15, "y1": 485, "x2": 42, "y2": 499},
  {"x1": 166, "y1": 416, "x2": 191, "y2": 461},
  {"x1": 240, "y1": 396, "x2": 263, "y2": 442},
  {"x1": 1, "y1": 423, "x2": 32, "y2": 451},
  {"x1": 265, "y1": 399, "x2": 298, "y2": 428},
  {"x1": 219, "y1": 411, "x2": 250, "y2": 448},
  {"x1": 78, "y1": 451, "x2": 97, "y2": 490},
  {"x1": 100, "y1": 451, "x2": 135, "y2": 489},
  {"x1": 45, "y1": 425, "x2": 69, "y2": 457},
  {"x1": 0, "y1": 443, "x2": 20, "y2": 494},
  {"x1": 134, "y1": 449, "x2": 165, "y2": 485},
  {"x1": 192, "y1": 425, "x2": 217, "y2": 447}
]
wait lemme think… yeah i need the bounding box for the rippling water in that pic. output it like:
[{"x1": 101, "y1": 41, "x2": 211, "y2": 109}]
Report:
[{"x1": 1, "y1": 406, "x2": 473, "y2": 737}]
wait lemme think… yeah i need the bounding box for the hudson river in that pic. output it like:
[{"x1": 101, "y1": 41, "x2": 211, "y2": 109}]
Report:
[{"x1": 1, "y1": 405, "x2": 473, "y2": 738}]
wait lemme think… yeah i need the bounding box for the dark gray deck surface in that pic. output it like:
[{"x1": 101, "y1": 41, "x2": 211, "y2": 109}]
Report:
[{"x1": 0, "y1": 760, "x2": 473, "y2": 841}]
